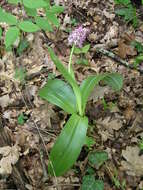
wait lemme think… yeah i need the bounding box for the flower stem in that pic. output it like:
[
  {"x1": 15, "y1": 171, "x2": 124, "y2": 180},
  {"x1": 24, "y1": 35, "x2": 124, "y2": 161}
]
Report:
[{"x1": 68, "y1": 44, "x2": 75, "y2": 76}]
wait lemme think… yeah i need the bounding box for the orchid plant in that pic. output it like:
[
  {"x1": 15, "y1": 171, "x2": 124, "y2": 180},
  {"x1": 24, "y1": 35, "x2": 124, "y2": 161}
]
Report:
[{"x1": 39, "y1": 26, "x2": 123, "y2": 176}]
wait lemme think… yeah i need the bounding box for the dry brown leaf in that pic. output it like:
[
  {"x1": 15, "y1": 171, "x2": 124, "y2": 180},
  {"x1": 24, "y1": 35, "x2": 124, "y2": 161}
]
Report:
[
  {"x1": 89, "y1": 86, "x2": 110, "y2": 102},
  {"x1": 0, "y1": 145, "x2": 20, "y2": 175},
  {"x1": 97, "y1": 116, "x2": 123, "y2": 141},
  {"x1": 0, "y1": 95, "x2": 12, "y2": 108},
  {"x1": 118, "y1": 40, "x2": 137, "y2": 59},
  {"x1": 121, "y1": 146, "x2": 143, "y2": 176}
]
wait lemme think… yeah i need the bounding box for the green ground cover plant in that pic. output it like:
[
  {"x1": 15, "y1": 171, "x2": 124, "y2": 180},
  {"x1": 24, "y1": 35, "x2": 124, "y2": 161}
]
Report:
[{"x1": 0, "y1": 0, "x2": 64, "y2": 49}]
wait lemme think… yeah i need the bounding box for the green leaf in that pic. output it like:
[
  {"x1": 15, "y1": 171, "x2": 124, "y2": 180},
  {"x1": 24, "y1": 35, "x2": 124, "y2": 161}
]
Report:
[
  {"x1": 48, "y1": 114, "x2": 88, "y2": 176},
  {"x1": 102, "y1": 73, "x2": 123, "y2": 91},
  {"x1": 18, "y1": 21, "x2": 40, "y2": 32},
  {"x1": 80, "y1": 75, "x2": 105, "y2": 112},
  {"x1": 23, "y1": 0, "x2": 47, "y2": 8},
  {"x1": 81, "y1": 44, "x2": 90, "y2": 53},
  {"x1": 133, "y1": 54, "x2": 143, "y2": 68},
  {"x1": 80, "y1": 73, "x2": 123, "y2": 113},
  {"x1": 114, "y1": 0, "x2": 130, "y2": 5},
  {"x1": 7, "y1": 0, "x2": 21, "y2": 5},
  {"x1": 35, "y1": 16, "x2": 53, "y2": 31},
  {"x1": 84, "y1": 136, "x2": 95, "y2": 148},
  {"x1": 5, "y1": 26, "x2": 19, "y2": 48},
  {"x1": 131, "y1": 41, "x2": 143, "y2": 53},
  {"x1": 46, "y1": 12, "x2": 60, "y2": 27},
  {"x1": 17, "y1": 113, "x2": 28, "y2": 125},
  {"x1": 0, "y1": 27, "x2": 2, "y2": 39},
  {"x1": 24, "y1": 7, "x2": 37, "y2": 17},
  {"x1": 82, "y1": 175, "x2": 104, "y2": 190},
  {"x1": 48, "y1": 47, "x2": 82, "y2": 116},
  {"x1": 0, "y1": 7, "x2": 17, "y2": 25},
  {"x1": 74, "y1": 47, "x2": 82, "y2": 54},
  {"x1": 76, "y1": 58, "x2": 89, "y2": 65},
  {"x1": 48, "y1": 5, "x2": 64, "y2": 14},
  {"x1": 74, "y1": 44, "x2": 90, "y2": 54},
  {"x1": 39, "y1": 79, "x2": 77, "y2": 114},
  {"x1": 115, "y1": 5, "x2": 138, "y2": 27},
  {"x1": 88, "y1": 151, "x2": 108, "y2": 169}
]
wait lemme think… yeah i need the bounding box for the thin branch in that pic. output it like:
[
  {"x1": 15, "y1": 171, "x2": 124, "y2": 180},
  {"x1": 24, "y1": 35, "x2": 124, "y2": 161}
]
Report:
[{"x1": 95, "y1": 47, "x2": 143, "y2": 74}]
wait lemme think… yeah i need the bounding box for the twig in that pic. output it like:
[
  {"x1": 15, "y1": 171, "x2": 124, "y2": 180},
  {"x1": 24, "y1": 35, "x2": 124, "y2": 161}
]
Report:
[
  {"x1": 39, "y1": 147, "x2": 48, "y2": 182},
  {"x1": 50, "y1": 183, "x2": 80, "y2": 187},
  {"x1": 95, "y1": 48, "x2": 143, "y2": 74}
]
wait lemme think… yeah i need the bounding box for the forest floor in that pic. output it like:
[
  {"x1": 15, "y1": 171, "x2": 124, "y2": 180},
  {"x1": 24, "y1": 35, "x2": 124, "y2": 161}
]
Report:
[{"x1": 1, "y1": 0, "x2": 143, "y2": 189}]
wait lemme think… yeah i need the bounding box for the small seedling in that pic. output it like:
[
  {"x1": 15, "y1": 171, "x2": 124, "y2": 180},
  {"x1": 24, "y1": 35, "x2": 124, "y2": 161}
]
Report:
[
  {"x1": 114, "y1": 0, "x2": 138, "y2": 27},
  {"x1": 39, "y1": 26, "x2": 123, "y2": 176},
  {"x1": 82, "y1": 175, "x2": 104, "y2": 190},
  {"x1": 18, "y1": 113, "x2": 28, "y2": 125},
  {"x1": 131, "y1": 41, "x2": 143, "y2": 68},
  {"x1": 74, "y1": 44, "x2": 90, "y2": 65}
]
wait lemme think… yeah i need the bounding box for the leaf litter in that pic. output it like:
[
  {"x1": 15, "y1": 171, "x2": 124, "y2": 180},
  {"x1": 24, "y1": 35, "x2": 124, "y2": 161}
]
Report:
[{"x1": 0, "y1": 0, "x2": 143, "y2": 189}]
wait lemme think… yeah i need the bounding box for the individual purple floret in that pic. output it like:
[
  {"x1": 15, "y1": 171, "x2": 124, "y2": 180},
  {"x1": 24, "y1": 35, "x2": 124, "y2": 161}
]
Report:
[{"x1": 68, "y1": 26, "x2": 89, "y2": 48}]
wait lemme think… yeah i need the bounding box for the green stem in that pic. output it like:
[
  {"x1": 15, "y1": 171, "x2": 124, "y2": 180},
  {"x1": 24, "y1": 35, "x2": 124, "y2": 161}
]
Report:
[
  {"x1": 68, "y1": 45, "x2": 83, "y2": 116},
  {"x1": 68, "y1": 44, "x2": 75, "y2": 74}
]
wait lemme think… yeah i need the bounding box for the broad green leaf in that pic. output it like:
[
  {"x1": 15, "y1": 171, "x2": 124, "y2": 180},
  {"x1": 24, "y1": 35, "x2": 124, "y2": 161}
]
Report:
[
  {"x1": 46, "y1": 12, "x2": 60, "y2": 27},
  {"x1": 5, "y1": 26, "x2": 19, "y2": 48},
  {"x1": 8, "y1": 0, "x2": 21, "y2": 4},
  {"x1": 80, "y1": 75, "x2": 105, "y2": 112},
  {"x1": 80, "y1": 73, "x2": 123, "y2": 112},
  {"x1": 47, "y1": 5, "x2": 64, "y2": 14},
  {"x1": 48, "y1": 114, "x2": 88, "y2": 176},
  {"x1": 18, "y1": 21, "x2": 40, "y2": 32},
  {"x1": 82, "y1": 175, "x2": 104, "y2": 190},
  {"x1": 38, "y1": 79, "x2": 77, "y2": 114},
  {"x1": 23, "y1": 0, "x2": 47, "y2": 8},
  {"x1": 35, "y1": 16, "x2": 53, "y2": 32},
  {"x1": 48, "y1": 47, "x2": 82, "y2": 116},
  {"x1": 0, "y1": 8, "x2": 17, "y2": 25},
  {"x1": 88, "y1": 151, "x2": 108, "y2": 169},
  {"x1": 102, "y1": 73, "x2": 123, "y2": 91},
  {"x1": 0, "y1": 27, "x2": 2, "y2": 39},
  {"x1": 24, "y1": 7, "x2": 37, "y2": 17}
]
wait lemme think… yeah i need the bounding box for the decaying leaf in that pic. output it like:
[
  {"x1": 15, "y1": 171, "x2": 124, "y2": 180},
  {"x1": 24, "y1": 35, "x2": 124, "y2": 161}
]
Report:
[
  {"x1": 121, "y1": 146, "x2": 143, "y2": 176},
  {"x1": 96, "y1": 115, "x2": 123, "y2": 141},
  {"x1": 0, "y1": 145, "x2": 20, "y2": 175},
  {"x1": 0, "y1": 95, "x2": 12, "y2": 108}
]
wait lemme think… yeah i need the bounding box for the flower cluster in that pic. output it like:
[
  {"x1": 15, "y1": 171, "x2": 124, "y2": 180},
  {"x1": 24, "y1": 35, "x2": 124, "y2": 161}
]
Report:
[{"x1": 68, "y1": 26, "x2": 89, "y2": 48}]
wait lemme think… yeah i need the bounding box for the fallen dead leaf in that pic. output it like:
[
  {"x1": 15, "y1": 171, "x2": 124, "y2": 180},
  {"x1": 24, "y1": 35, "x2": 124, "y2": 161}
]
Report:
[
  {"x1": 121, "y1": 146, "x2": 143, "y2": 176},
  {"x1": 0, "y1": 95, "x2": 12, "y2": 108},
  {"x1": 0, "y1": 145, "x2": 20, "y2": 175}
]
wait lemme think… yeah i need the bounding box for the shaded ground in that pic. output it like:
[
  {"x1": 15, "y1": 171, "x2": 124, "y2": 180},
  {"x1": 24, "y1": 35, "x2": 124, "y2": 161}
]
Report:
[{"x1": 0, "y1": 0, "x2": 143, "y2": 189}]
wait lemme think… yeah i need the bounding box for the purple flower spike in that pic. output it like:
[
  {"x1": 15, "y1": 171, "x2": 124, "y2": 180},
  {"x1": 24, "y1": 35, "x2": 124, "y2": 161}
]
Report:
[{"x1": 68, "y1": 26, "x2": 89, "y2": 48}]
